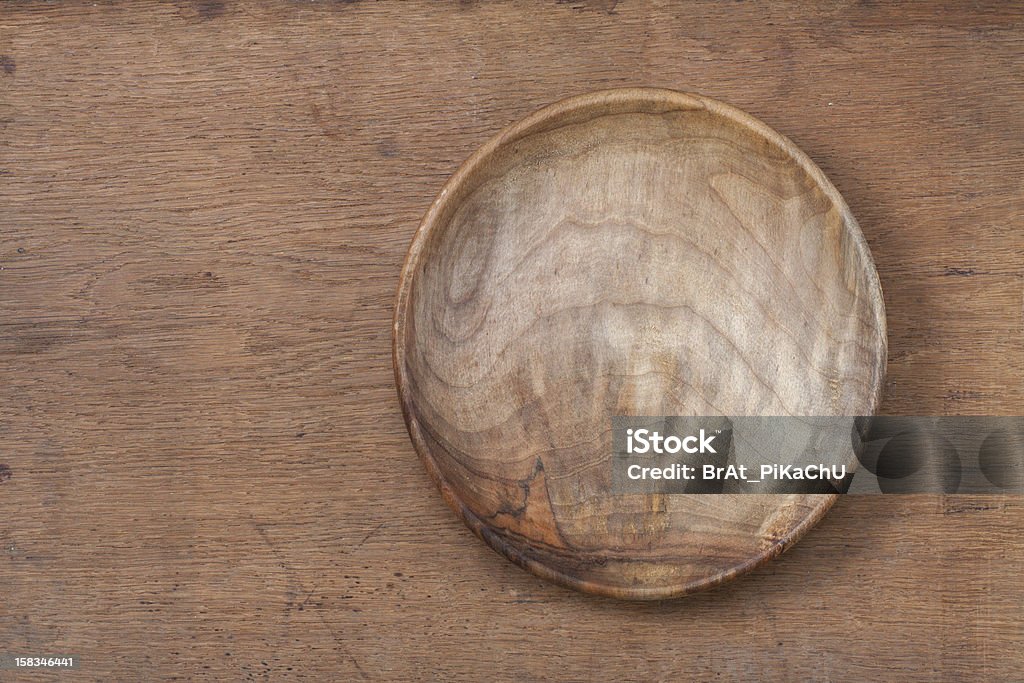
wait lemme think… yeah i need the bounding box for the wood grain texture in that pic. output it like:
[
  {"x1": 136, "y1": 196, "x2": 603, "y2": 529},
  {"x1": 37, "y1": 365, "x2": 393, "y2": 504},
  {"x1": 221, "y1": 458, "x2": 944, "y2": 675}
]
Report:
[
  {"x1": 395, "y1": 88, "x2": 887, "y2": 598},
  {"x1": 0, "y1": 0, "x2": 1022, "y2": 679}
]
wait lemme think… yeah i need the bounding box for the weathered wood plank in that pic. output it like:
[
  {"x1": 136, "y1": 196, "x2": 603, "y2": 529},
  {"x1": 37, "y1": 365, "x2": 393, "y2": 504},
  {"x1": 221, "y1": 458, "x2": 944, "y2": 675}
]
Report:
[{"x1": 1, "y1": 1, "x2": 1021, "y2": 680}]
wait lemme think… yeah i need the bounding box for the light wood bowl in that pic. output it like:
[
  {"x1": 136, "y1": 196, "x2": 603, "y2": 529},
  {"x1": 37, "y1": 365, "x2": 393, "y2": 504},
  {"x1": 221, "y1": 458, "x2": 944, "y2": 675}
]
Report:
[{"x1": 394, "y1": 88, "x2": 887, "y2": 599}]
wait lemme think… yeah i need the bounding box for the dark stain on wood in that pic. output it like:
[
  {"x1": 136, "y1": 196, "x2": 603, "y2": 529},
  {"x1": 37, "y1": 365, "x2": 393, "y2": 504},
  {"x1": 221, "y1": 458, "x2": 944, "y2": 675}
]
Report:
[
  {"x1": 377, "y1": 137, "x2": 399, "y2": 158},
  {"x1": 557, "y1": 0, "x2": 619, "y2": 14},
  {"x1": 944, "y1": 266, "x2": 978, "y2": 276},
  {"x1": 194, "y1": 0, "x2": 226, "y2": 20}
]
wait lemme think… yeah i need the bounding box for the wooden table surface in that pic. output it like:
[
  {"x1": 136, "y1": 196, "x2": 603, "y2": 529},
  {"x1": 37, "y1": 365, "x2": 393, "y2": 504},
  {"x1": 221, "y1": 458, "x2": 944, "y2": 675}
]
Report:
[{"x1": 1, "y1": 2, "x2": 1022, "y2": 680}]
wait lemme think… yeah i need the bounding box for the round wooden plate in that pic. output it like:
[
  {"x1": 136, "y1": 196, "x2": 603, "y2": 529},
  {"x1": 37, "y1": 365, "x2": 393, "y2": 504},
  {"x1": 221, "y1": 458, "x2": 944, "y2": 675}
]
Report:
[{"x1": 394, "y1": 88, "x2": 887, "y2": 599}]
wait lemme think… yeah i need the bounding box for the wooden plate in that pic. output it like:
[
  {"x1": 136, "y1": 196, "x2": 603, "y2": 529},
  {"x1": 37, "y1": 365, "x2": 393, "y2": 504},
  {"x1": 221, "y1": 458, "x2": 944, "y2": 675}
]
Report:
[{"x1": 393, "y1": 88, "x2": 887, "y2": 599}]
